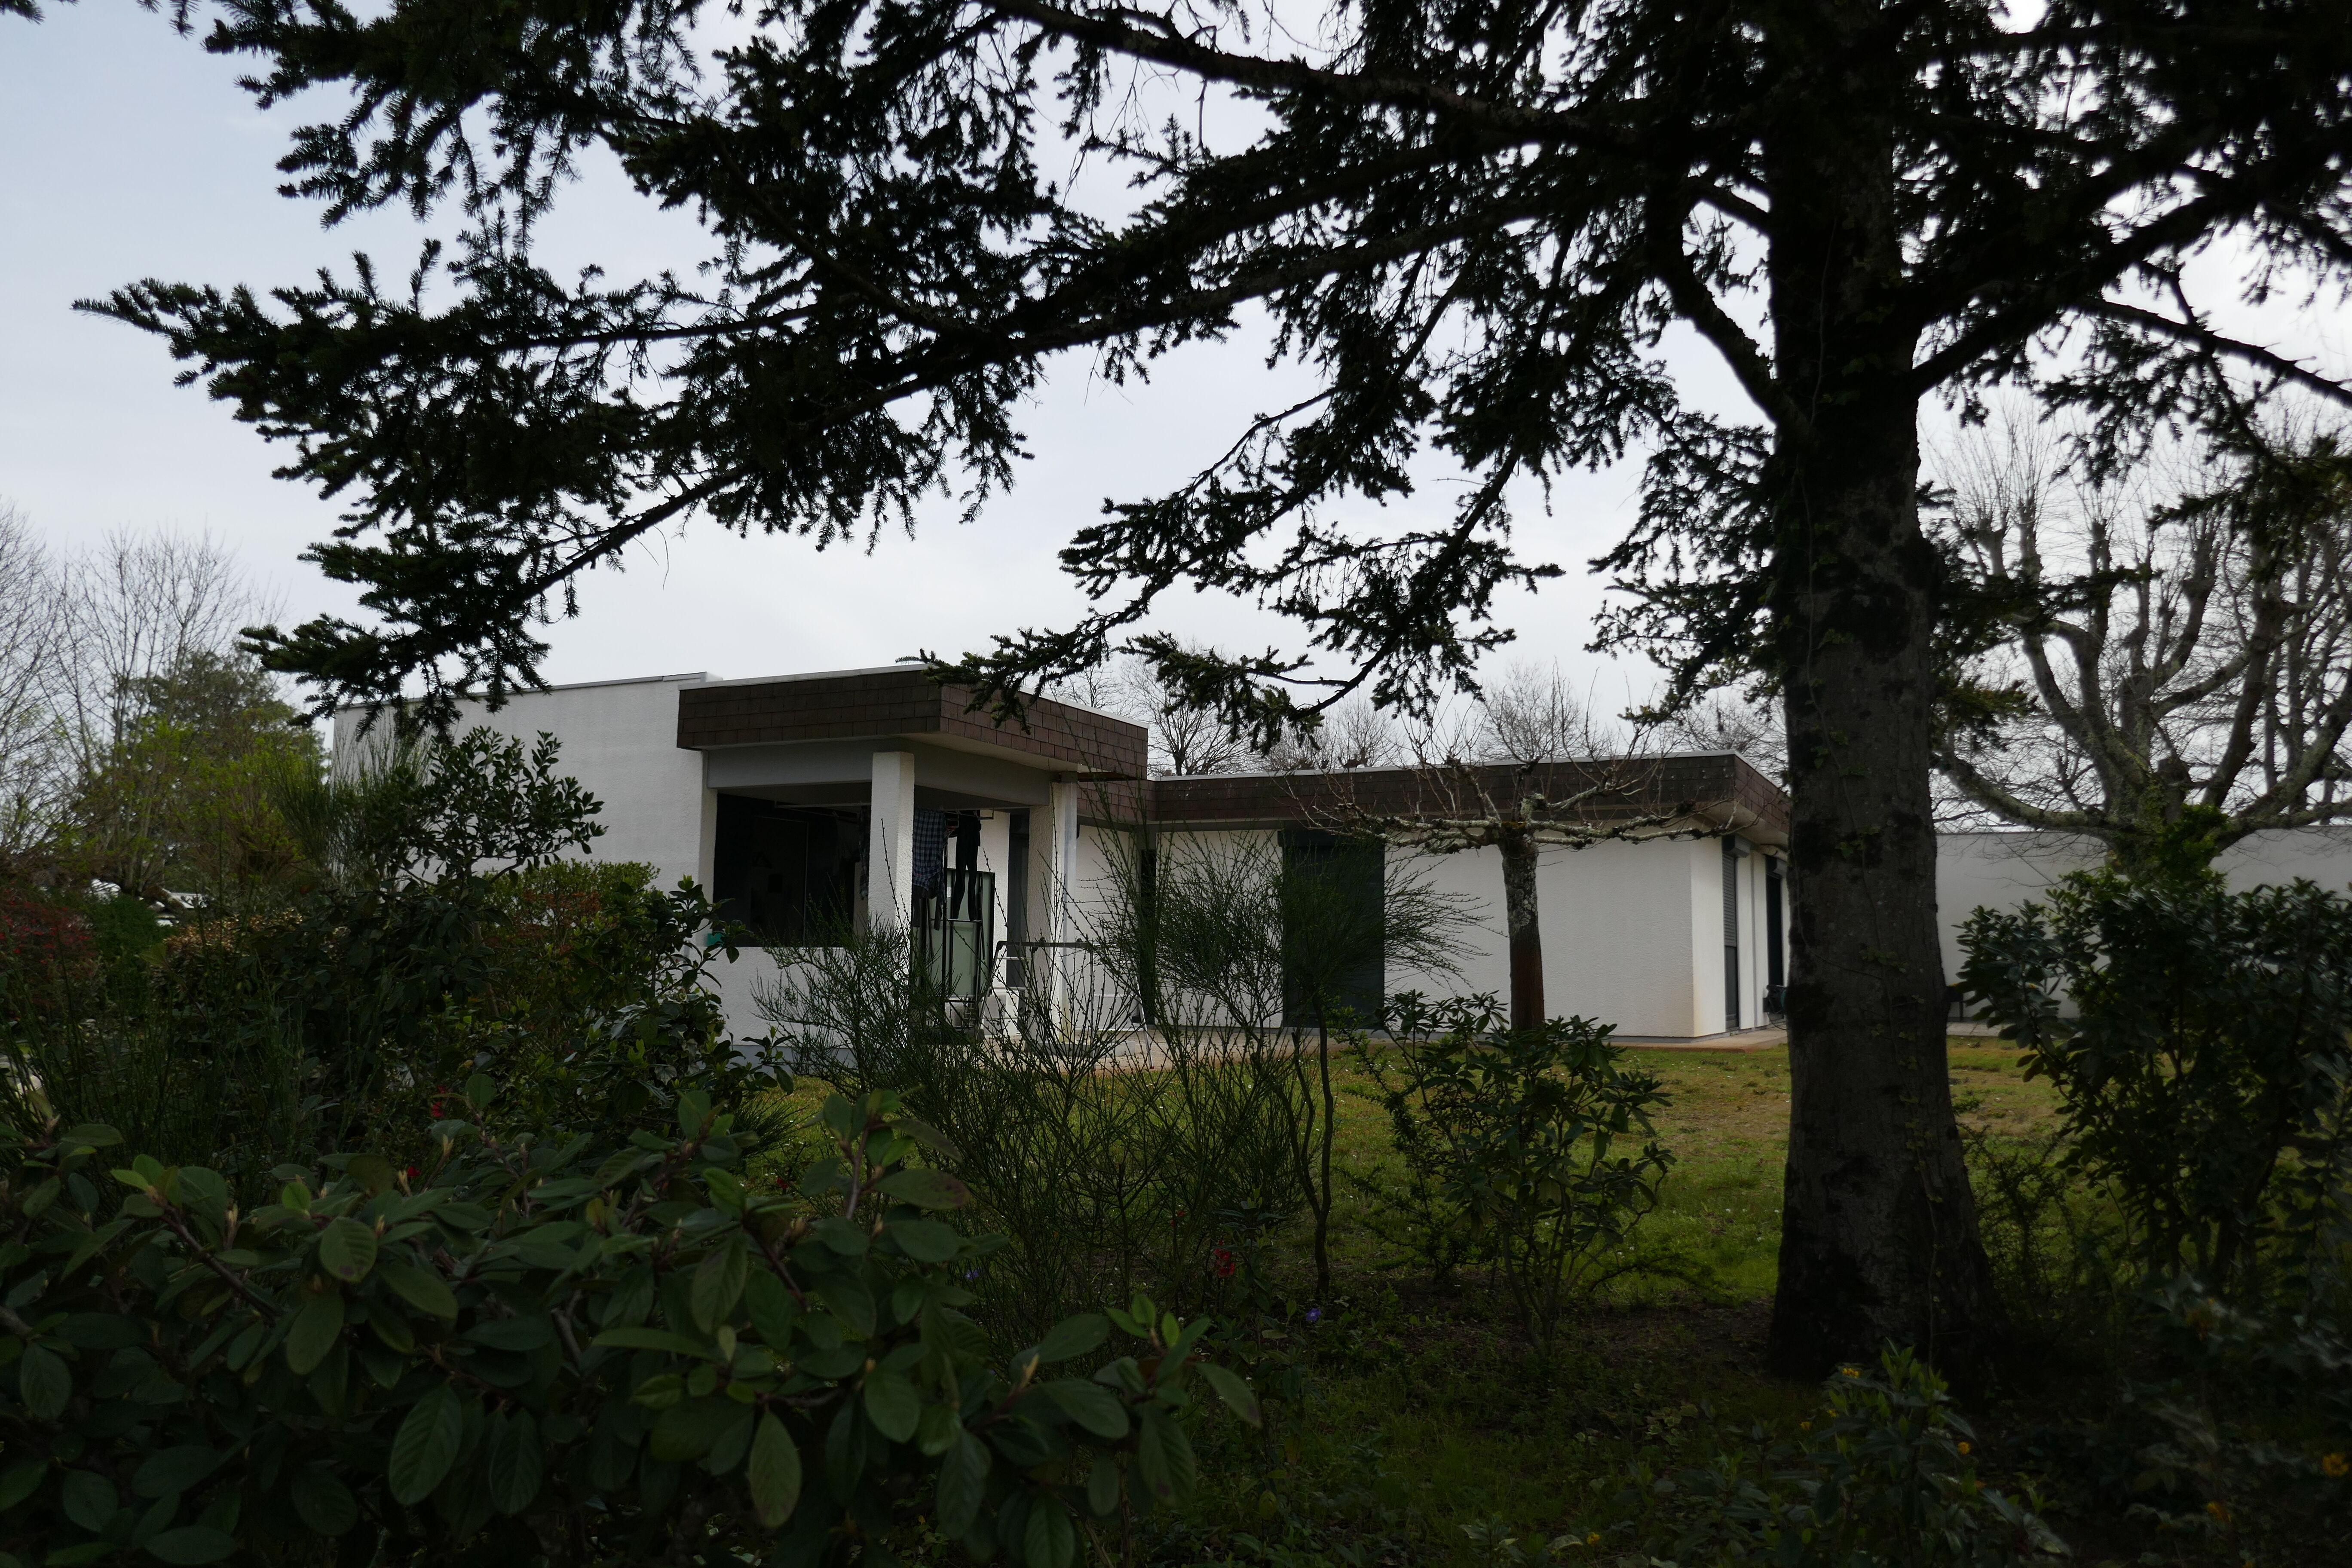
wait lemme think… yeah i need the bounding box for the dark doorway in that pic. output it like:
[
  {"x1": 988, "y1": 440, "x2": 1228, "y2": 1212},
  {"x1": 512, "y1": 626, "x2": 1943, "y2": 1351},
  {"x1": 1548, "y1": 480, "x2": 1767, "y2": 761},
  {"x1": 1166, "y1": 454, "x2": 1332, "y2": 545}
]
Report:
[
  {"x1": 712, "y1": 796, "x2": 863, "y2": 946},
  {"x1": 1281, "y1": 828, "x2": 1384, "y2": 1028},
  {"x1": 1764, "y1": 855, "x2": 1786, "y2": 1019}
]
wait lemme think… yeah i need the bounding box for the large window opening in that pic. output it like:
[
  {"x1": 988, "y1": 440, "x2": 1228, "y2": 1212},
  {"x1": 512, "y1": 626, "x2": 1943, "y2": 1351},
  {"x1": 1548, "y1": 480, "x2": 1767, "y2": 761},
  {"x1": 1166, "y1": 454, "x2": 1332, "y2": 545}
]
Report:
[{"x1": 712, "y1": 796, "x2": 863, "y2": 946}]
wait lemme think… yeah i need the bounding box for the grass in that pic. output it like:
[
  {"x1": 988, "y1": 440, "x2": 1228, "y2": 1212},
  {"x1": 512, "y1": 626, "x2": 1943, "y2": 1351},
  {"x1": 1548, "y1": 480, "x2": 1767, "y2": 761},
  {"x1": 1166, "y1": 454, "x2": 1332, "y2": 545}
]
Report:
[
  {"x1": 1163, "y1": 1038, "x2": 2068, "y2": 1567},
  {"x1": 775, "y1": 1036, "x2": 2089, "y2": 1567}
]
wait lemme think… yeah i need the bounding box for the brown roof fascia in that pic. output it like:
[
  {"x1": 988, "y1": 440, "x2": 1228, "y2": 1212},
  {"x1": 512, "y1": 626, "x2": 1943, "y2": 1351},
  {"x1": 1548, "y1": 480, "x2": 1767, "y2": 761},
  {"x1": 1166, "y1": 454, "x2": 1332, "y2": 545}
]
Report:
[
  {"x1": 1109, "y1": 753, "x2": 1788, "y2": 845},
  {"x1": 676, "y1": 668, "x2": 1148, "y2": 778}
]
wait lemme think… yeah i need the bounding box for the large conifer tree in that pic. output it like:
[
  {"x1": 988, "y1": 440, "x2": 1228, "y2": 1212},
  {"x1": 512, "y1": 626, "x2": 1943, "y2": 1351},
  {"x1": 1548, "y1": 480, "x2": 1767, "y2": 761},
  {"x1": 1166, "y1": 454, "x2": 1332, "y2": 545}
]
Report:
[{"x1": 86, "y1": 0, "x2": 2352, "y2": 1370}]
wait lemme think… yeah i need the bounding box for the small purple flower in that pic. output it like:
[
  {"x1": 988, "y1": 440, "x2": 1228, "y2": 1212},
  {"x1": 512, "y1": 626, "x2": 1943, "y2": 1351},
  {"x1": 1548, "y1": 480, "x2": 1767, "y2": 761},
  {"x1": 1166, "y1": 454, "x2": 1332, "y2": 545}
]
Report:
[
  {"x1": 964, "y1": 1267, "x2": 981, "y2": 1280},
  {"x1": 1305, "y1": 1307, "x2": 1322, "y2": 1325}
]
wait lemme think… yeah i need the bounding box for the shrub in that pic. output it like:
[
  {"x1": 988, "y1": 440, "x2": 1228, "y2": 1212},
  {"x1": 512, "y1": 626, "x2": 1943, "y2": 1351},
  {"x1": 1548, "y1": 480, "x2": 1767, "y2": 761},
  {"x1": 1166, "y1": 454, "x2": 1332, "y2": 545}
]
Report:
[
  {"x1": 0, "y1": 1082, "x2": 1259, "y2": 1567},
  {"x1": 763, "y1": 923, "x2": 1294, "y2": 1344},
  {"x1": 2080, "y1": 1276, "x2": 2352, "y2": 1564},
  {"x1": 1589, "y1": 1347, "x2": 2068, "y2": 1566},
  {"x1": 0, "y1": 887, "x2": 96, "y2": 1026},
  {"x1": 1959, "y1": 867, "x2": 2352, "y2": 1299},
  {"x1": 1358, "y1": 994, "x2": 1674, "y2": 1353}
]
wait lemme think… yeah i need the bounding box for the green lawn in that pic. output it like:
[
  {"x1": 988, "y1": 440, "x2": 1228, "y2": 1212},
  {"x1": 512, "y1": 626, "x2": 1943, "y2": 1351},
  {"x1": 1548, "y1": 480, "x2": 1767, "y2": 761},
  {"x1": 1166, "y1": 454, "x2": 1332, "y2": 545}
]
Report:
[
  {"x1": 1170, "y1": 1039, "x2": 2064, "y2": 1568},
  {"x1": 776, "y1": 1038, "x2": 2074, "y2": 1568}
]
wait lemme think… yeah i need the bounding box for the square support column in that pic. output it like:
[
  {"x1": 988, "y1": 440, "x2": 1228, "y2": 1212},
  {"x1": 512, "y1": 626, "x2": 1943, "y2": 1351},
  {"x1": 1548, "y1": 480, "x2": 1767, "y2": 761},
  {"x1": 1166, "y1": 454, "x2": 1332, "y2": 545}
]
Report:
[{"x1": 869, "y1": 750, "x2": 916, "y2": 934}]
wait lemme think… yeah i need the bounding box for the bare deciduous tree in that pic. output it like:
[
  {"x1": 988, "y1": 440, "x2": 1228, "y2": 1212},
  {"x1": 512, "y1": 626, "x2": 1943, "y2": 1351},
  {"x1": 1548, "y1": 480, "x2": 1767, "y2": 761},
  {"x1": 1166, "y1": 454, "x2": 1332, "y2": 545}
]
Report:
[
  {"x1": 1056, "y1": 649, "x2": 1261, "y2": 778},
  {"x1": 0, "y1": 503, "x2": 65, "y2": 870},
  {"x1": 1308, "y1": 662, "x2": 1723, "y2": 1033},
  {"x1": 1936, "y1": 415, "x2": 2352, "y2": 868}
]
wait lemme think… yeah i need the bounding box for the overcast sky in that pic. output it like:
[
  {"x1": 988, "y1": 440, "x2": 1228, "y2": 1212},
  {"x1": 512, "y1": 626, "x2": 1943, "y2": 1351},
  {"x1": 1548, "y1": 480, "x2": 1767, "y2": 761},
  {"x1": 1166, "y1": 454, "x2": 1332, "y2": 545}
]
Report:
[{"x1": 4, "y1": 5, "x2": 2343, "y2": 720}]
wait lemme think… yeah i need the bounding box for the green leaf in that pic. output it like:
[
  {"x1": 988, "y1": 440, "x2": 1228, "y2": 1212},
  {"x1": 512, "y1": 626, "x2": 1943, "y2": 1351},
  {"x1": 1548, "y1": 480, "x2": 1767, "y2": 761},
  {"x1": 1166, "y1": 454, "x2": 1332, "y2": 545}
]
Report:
[
  {"x1": 463, "y1": 1073, "x2": 497, "y2": 1110},
  {"x1": 143, "y1": 1528, "x2": 235, "y2": 1565},
  {"x1": 691, "y1": 1240, "x2": 750, "y2": 1332},
  {"x1": 808, "y1": 1216, "x2": 868, "y2": 1256},
  {"x1": 59, "y1": 1313, "x2": 145, "y2": 1350},
  {"x1": 0, "y1": 1459, "x2": 44, "y2": 1510},
  {"x1": 61, "y1": 1471, "x2": 116, "y2": 1532},
  {"x1": 345, "y1": 1155, "x2": 397, "y2": 1196},
  {"x1": 934, "y1": 1430, "x2": 991, "y2": 1537},
  {"x1": 1035, "y1": 1313, "x2": 1107, "y2": 1364},
  {"x1": 873, "y1": 1168, "x2": 969, "y2": 1210},
  {"x1": 374, "y1": 1255, "x2": 458, "y2": 1319},
  {"x1": 916, "y1": 1399, "x2": 962, "y2": 1457},
  {"x1": 389, "y1": 1384, "x2": 465, "y2": 1505},
  {"x1": 285, "y1": 1292, "x2": 345, "y2": 1375},
  {"x1": 291, "y1": 1470, "x2": 357, "y2": 1537},
  {"x1": 814, "y1": 1275, "x2": 875, "y2": 1337},
  {"x1": 1086, "y1": 1455, "x2": 1121, "y2": 1519},
  {"x1": 888, "y1": 1114, "x2": 962, "y2": 1162},
  {"x1": 60, "y1": 1124, "x2": 123, "y2": 1149},
  {"x1": 465, "y1": 1316, "x2": 553, "y2": 1352},
  {"x1": 17, "y1": 1344, "x2": 69, "y2": 1420},
  {"x1": 862, "y1": 1369, "x2": 920, "y2": 1443},
  {"x1": 651, "y1": 1397, "x2": 752, "y2": 1464},
  {"x1": 1042, "y1": 1378, "x2": 1128, "y2": 1439},
  {"x1": 487, "y1": 1411, "x2": 542, "y2": 1516},
  {"x1": 593, "y1": 1326, "x2": 717, "y2": 1359},
  {"x1": 1196, "y1": 1362, "x2": 1262, "y2": 1428},
  {"x1": 747, "y1": 1413, "x2": 802, "y2": 1530},
  {"x1": 1025, "y1": 1497, "x2": 1076, "y2": 1568},
  {"x1": 317, "y1": 1217, "x2": 379, "y2": 1283},
  {"x1": 744, "y1": 1270, "x2": 798, "y2": 1350},
  {"x1": 1133, "y1": 1405, "x2": 1196, "y2": 1510},
  {"x1": 885, "y1": 1218, "x2": 962, "y2": 1264},
  {"x1": 132, "y1": 1448, "x2": 223, "y2": 1500}
]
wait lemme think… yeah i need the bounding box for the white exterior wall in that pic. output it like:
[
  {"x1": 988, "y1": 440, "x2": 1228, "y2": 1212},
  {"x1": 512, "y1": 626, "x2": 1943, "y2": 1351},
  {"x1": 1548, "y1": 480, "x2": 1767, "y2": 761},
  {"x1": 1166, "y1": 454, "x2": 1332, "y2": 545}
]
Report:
[
  {"x1": 331, "y1": 674, "x2": 714, "y2": 886},
  {"x1": 2216, "y1": 827, "x2": 2352, "y2": 895},
  {"x1": 1389, "y1": 836, "x2": 1731, "y2": 1038},
  {"x1": 1935, "y1": 826, "x2": 2352, "y2": 987}
]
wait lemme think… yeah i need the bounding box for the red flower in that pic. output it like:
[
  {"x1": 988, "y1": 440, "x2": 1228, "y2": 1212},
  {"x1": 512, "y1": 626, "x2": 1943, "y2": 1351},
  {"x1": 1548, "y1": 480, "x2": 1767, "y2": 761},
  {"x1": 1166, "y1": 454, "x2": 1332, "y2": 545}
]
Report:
[{"x1": 1213, "y1": 1248, "x2": 1237, "y2": 1278}]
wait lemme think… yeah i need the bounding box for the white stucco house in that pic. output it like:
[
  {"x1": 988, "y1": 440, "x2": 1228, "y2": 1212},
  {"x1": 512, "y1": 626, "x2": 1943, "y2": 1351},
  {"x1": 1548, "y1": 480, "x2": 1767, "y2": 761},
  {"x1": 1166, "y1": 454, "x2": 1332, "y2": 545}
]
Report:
[
  {"x1": 336, "y1": 666, "x2": 2352, "y2": 1043},
  {"x1": 336, "y1": 667, "x2": 1796, "y2": 1041}
]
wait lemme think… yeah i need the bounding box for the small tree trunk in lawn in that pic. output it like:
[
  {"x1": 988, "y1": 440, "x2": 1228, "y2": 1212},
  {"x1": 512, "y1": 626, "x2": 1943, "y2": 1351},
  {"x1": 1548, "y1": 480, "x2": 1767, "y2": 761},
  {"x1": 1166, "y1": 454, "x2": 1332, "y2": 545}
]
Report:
[
  {"x1": 1313, "y1": 1014, "x2": 1336, "y2": 1296},
  {"x1": 1501, "y1": 829, "x2": 1544, "y2": 1034},
  {"x1": 1762, "y1": 24, "x2": 2003, "y2": 1375}
]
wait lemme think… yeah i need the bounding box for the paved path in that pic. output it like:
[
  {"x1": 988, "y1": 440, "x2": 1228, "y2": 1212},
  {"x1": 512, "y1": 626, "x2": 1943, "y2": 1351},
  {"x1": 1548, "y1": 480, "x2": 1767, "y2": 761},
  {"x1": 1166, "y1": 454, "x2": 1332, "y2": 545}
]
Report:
[{"x1": 1616, "y1": 1020, "x2": 2013, "y2": 1052}]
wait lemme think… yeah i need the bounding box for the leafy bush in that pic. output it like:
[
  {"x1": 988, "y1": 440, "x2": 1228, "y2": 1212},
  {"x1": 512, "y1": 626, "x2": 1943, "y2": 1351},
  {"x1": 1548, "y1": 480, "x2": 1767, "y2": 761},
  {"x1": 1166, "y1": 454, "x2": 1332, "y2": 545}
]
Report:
[
  {"x1": 1358, "y1": 994, "x2": 1674, "y2": 1352},
  {"x1": 2078, "y1": 1277, "x2": 2352, "y2": 1565},
  {"x1": 1954, "y1": 1118, "x2": 2132, "y2": 1355},
  {"x1": 1959, "y1": 867, "x2": 2352, "y2": 1298},
  {"x1": 763, "y1": 922, "x2": 1301, "y2": 1344},
  {"x1": 1589, "y1": 1347, "x2": 2068, "y2": 1566},
  {"x1": 0, "y1": 887, "x2": 96, "y2": 1026},
  {"x1": 6, "y1": 729, "x2": 786, "y2": 1187},
  {"x1": 0, "y1": 1082, "x2": 1258, "y2": 1567}
]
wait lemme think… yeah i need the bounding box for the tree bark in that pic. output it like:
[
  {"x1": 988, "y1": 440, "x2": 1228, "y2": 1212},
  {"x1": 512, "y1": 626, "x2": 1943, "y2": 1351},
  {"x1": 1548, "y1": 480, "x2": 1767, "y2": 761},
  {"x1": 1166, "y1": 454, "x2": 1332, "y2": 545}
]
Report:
[
  {"x1": 1761, "y1": 14, "x2": 2003, "y2": 1375},
  {"x1": 1500, "y1": 829, "x2": 1544, "y2": 1034}
]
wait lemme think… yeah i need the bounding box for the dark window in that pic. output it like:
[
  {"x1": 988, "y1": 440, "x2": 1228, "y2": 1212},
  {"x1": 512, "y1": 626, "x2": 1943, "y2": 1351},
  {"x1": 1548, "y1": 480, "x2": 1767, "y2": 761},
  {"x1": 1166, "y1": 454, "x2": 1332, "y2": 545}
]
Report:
[
  {"x1": 1281, "y1": 828, "x2": 1384, "y2": 1028},
  {"x1": 712, "y1": 796, "x2": 863, "y2": 946},
  {"x1": 1004, "y1": 810, "x2": 1030, "y2": 986},
  {"x1": 1765, "y1": 858, "x2": 1785, "y2": 989}
]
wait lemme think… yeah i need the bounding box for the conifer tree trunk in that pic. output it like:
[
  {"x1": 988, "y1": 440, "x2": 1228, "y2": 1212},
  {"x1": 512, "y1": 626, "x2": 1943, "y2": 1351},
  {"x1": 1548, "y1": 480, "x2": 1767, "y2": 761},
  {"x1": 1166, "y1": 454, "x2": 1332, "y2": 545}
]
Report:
[
  {"x1": 1761, "y1": 22, "x2": 2003, "y2": 1374},
  {"x1": 1499, "y1": 829, "x2": 1544, "y2": 1034}
]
